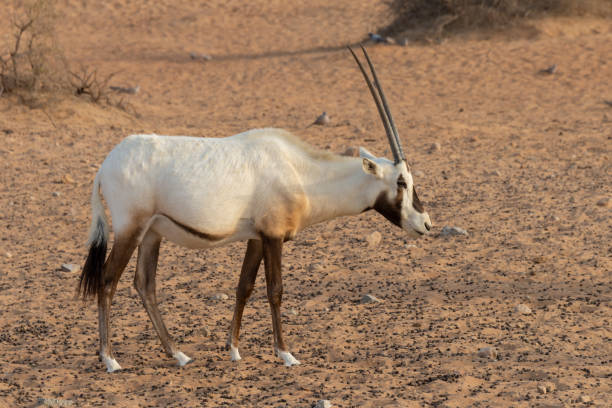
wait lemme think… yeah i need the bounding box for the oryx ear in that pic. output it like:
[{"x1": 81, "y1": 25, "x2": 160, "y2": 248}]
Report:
[{"x1": 362, "y1": 158, "x2": 383, "y2": 178}]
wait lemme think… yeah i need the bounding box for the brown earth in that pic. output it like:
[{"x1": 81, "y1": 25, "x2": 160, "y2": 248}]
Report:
[{"x1": 0, "y1": 1, "x2": 611, "y2": 407}]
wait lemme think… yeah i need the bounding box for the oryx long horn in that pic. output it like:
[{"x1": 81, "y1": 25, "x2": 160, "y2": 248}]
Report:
[
  {"x1": 359, "y1": 45, "x2": 406, "y2": 162},
  {"x1": 348, "y1": 46, "x2": 402, "y2": 164}
]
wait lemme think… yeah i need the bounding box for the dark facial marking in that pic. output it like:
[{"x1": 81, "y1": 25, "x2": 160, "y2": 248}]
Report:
[
  {"x1": 372, "y1": 190, "x2": 403, "y2": 228},
  {"x1": 412, "y1": 187, "x2": 425, "y2": 213},
  {"x1": 397, "y1": 174, "x2": 407, "y2": 189},
  {"x1": 162, "y1": 214, "x2": 225, "y2": 241}
]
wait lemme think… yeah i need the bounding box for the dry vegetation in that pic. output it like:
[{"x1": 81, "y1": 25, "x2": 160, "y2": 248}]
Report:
[
  {"x1": 0, "y1": 0, "x2": 65, "y2": 97},
  {"x1": 382, "y1": 0, "x2": 612, "y2": 40}
]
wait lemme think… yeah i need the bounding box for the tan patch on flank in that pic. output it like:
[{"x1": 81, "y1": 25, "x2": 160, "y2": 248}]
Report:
[{"x1": 256, "y1": 191, "x2": 310, "y2": 239}]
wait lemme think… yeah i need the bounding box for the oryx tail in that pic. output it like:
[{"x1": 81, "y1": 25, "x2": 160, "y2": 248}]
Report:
[{"x1": 78, "y1": 171, "x2": 109, "y2": 300}]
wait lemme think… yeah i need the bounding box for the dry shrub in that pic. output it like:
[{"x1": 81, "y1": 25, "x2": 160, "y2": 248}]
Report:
[
  {"x1": 0, "y1": 0, "x2": 67, "y2": 97},
  {"x1": 382, "y1": 0, "x2": 612, "y2": 40}
]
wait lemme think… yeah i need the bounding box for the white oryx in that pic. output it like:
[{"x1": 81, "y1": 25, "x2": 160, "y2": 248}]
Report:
[{"x1": 79, "y1": 46, "x2": 432, "y2": 372}]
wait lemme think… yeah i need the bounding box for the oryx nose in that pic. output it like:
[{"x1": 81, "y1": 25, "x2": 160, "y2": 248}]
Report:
[{"x1": 424, "y1": 222, "x2": 431, "y2": 231}]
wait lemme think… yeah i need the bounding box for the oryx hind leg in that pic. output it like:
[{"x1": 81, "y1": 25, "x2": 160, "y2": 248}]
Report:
[
  {"x1": 98, "y1": 230, "x2": 139, "y2": 373},
  {"x1": 227, "y1": 239, "x2": 263, "y2": 362},
  {"x1": 134, "y1": 229, "x2": 192, "y2": 367},
  {"x1": 262, "y1": 236, "x2": 300, "y2": 366}
]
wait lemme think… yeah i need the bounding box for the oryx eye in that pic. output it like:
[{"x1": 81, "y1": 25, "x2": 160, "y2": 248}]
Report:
[{"x1": 397, "y1": 177, "x2": 407, "y2": 189}]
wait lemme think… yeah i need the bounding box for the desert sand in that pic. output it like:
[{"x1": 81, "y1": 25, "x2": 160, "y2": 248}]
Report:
[{"x1": 0, "y1": 1, "x2": 610, "y2": 407}]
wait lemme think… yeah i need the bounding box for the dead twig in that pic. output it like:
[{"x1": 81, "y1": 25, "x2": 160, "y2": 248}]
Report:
[{"x1": 69, "y1": 65, "x2": 118, "y2": 103}]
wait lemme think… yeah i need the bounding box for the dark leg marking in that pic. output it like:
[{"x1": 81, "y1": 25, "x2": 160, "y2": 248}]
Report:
[
  {"x1": 261, "y1": 236, "x2": 287, "y2": 352},
  {"x1": 228, "y1": 239, "x2": 264, "y2": 354},
  {"x1": 98, "y1": 231, "x2": 139, "y2": 370}
]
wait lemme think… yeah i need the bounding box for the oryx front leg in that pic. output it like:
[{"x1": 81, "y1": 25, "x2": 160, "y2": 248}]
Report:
[
  {"x1": 228, "y1": 239, "x2": 263, "y2": 362},
  {"x1": 134, "y1": 230, "x2": 192, "y2": 367},
  {"x1": 99, "y1": 233, "x2": 138, "y2": 373},
  {"x1": 262, "y1": 236, "x2": 300, "y2": 366}
]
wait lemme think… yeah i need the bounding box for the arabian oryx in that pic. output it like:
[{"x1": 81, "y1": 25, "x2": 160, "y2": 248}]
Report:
[{"x1": 78, "y1": 46, "x2": 432, "y2": 372}]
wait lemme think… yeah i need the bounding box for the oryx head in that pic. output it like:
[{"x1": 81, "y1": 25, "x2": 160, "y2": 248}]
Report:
[{"x1": 350, "y1": 46, "x2": 432, "y2": 237}]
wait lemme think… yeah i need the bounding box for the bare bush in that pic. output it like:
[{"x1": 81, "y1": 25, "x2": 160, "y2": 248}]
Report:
[
  {"x1": 381, "y1": 0, "x2": 612, "y2": 40},
  {"x1": 0, "y1": 0, "x2": 66, "y2": 95},
  {"x1": 68, "y1": 65, "x2": 118, "y2": 103}
]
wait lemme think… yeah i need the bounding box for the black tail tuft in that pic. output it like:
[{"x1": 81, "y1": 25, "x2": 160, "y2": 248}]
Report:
[{"x1": 78, "y1": 221, "x2": 107, "y2": 301}]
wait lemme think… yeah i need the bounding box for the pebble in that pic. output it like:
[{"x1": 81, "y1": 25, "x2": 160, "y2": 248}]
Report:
[
  {"x1": 537, "y1": 385, "x2": 547, "y2": 395},
  {"x1": 596, "y1": 197, "x2": 611, "y2": 208},
  {"x1": 580, "y1": 395, "x2": 591, "y2": 403},
  {"x1": 314, "y1": 400, "x2": 332, "y2": 408},
  {"x1": 211, "y1": 293, "x2": 229, "y2": 301},
  {"x1": 60, "y1": 264, "x2": 80, "y2": 273},
  {"x1": 313, "y1": 112, "x2": 330, "y2": 126},
  {"x1": 360, "y1": 294, "x2": 382, "y2": 304},
  {"x1": 428, "y1": 142, "x2": 441, "y2": 153},
  {"x1": 52, "y1": 191, "x2": 60, "y2": 197},
  {"x1": 440, "y1": 226, "x2": 468, "y2": 237},
  {"x1": 201, "y1": 327, "x2": 210, "y2": 337},
  {"x1": 308, "y1": 263, "x2": 324, "y2": 273},
  {"x1": 366, "y1": 231, "x2": 382, "y2": 247},
  {"x1": 477, "y1": 346, "x2": 497, "y2": 359},
  {"x1": 189, "y1": 52, "x2": 212, "y2": 61},
  {"x1": 341, "y1": 146, "x2": 359, "y2": 157},
  {"x1": 514, "y1": 304, "x2": 532, "y2": 315},
  {"x1": 63, "y1": 174, "x2": 75, "y2": 184},
  {"x1": 4, "y1": 251, "x2": 12, "y2": 259},
  {"x1": 39, "y1": 398, "x2": 74, "y2": 407},
  {"x1": 413, "y1": 169, "x2": 425, "y2": 178}
]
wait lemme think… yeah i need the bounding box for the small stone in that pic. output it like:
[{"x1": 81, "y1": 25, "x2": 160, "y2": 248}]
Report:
[
  {"x1": 440, "y1": 226, "x2": 468, "y2": 237},
  {"x1": 289, "y1": 308, "x2": 299, "y2": 316},
  {"x1": 514, "y1": 304, "x2": 532, "y2": 315},
  {"x1": 406, "y1": 244, "x2": 417, "y2": 249},
  {"x1": 52, "y1": 191, "x2": 60, "y2": 197},
  {"x1": 341, "y1": 146, "x2": 359, "y2": 157},
  {"x1": 60, "y1": 263, "x2": 80, "y2": 273},
  {"x1": 489, "y1": 170, "x2": 502, "y2": 177},
  {"x1": 579, "y1": 395, "x2": 591, "y2": 403},
  {"x1": 201, "y1": 327, "x2": 210, "y2": 337},
  {"x1": 413, "y1": 169, "x2": 425, "y2": 178},
  {"x1": 596, "y1": 197, "x2": 611, "y2": 208},
  {"x1": 63, "y1": 174, "x2": 75, "y2": 184},
  {"x1": 477, "y1": 346, "x2": 497, "y2": 359},
  {"x1": 544, "y1": 383, "x2": 556, "y2": 393},
  {"x1": 366, "y1": 231, "x2": 382, "y2": 247},
  {"x1": 314, "y1": 400, "x2": 332, "y2": 408},
  {"x1": 308, "y1": 263, "x2": 324, "y2": 273},
  {"x1": 399, "y1": 38, "x2": 409, "y2": 46},
  {"x1": 4, "y1": 251, "x2": 12, "y2": 258},
  {"x1": 537, "y1": 385, "x2": 547, "y2": 395},
  {"x1": 312, "y1": 112, "x2": 330, "y2": 126},
  {"x1": 428, "y1": 142, "x2": 441, "y2": 153},
  {"x1": 532, "y1": 255, "x2": 549, "y2": 264},
  {"x1": 189, "y1": 52, "x2": 212, "y2": 61},
  {"x1": 38, "y1": 398, "x2": 74, "y2": 407},
  {"x1": 211, "y1": 293, "x2": 229, "y2": 301},
  {"x1": 360, "y1": 294, "x2": 382, "y2": 304}
]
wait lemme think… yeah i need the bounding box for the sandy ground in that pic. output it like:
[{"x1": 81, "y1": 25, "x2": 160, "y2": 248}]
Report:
[{"x1": 0, "y1": 1, "x2": 611, "y2": 407}]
